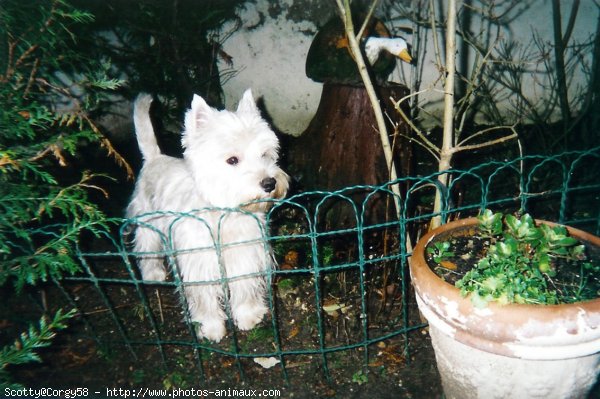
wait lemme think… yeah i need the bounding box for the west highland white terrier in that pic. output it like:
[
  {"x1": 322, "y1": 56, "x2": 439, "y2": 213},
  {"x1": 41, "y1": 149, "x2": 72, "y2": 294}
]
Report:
[{"x1": 126, "y1": 90, "x2": 289, "y2": 342}]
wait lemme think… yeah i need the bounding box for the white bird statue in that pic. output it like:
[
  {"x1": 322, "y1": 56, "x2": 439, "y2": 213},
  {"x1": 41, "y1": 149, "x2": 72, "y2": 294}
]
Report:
[
  {"x1": 364, "y1": 37, "x2": 412, "y2": 65},
  {"x1": 306, "y1": 15, "x2": 413, "y2": 83}
]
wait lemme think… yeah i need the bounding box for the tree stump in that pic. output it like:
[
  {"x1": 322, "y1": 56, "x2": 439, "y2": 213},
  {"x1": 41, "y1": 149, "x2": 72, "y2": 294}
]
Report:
[{"x1": 286, "y1": 82, "x2": 413, "y2": 227}]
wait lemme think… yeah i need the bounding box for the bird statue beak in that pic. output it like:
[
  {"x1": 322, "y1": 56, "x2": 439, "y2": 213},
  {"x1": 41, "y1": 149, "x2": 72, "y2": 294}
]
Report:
[{"x1": 398, "y1": 48, "x2": 412, "y2": 64}]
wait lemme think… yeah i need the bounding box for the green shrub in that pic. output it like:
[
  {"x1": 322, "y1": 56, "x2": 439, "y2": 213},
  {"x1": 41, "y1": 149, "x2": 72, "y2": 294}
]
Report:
[{"x1": 0, "y1": 0, "x2": 123, "y2": 388}]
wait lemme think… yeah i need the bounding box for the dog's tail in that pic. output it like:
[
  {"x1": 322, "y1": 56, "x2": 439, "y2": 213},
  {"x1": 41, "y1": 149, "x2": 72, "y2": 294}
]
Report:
[{"x1": 133, "y1": 93, "x2": 161, "y2": 161}]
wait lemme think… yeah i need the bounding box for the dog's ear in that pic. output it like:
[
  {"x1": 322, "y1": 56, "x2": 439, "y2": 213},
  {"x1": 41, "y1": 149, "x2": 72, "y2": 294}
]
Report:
[
  {"x1": 236, "y1": 89, "x2": 259, "y2": 115},
  {"x1": 190, "y1": 94, "x2": 212, "y2": 116},
  {"x1": 185, "y1": 94, "x2": 213, "y2": 132}
]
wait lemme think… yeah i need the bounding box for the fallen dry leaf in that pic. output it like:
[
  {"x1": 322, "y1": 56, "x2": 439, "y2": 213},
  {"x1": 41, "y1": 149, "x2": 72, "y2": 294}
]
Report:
[{"x1": 440, "y1": 260, "x2": 458, "y2": 270}]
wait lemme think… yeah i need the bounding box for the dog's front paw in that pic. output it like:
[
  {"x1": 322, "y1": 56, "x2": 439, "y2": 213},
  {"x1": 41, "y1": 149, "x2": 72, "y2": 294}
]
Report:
[
  {"x1": 198, "y1": 319, "x2": 226, "y2": 343},
  {"x1": 234, "y1": 303, "x2": 268, "y2": 331}
]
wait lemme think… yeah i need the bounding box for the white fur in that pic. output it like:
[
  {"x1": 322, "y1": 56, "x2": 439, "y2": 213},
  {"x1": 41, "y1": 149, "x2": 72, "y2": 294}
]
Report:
[{"x1": 127, "y1": 90, "x2": 289, "y2": 342}]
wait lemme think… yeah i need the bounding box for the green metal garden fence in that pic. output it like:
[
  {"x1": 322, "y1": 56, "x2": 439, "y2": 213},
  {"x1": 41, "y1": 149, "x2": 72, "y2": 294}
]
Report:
[{"x1": 50, "y1": 147, "x2": 600, "y2": 384}]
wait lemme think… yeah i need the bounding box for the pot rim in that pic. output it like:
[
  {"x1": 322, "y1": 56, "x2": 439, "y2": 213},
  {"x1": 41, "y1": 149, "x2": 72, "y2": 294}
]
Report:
[{"x1": 410, "y1": 216, "x2": 600, "y2": 359}]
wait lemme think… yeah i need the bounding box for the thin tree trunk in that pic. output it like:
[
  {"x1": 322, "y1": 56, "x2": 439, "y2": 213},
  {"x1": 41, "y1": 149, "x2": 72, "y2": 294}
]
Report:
[
  {"x1": 336, "y1": 0, "x2": 401, "y2": 207},
  {"x1": 431, "y1": 0, "x2": 456, "y2": 229}
]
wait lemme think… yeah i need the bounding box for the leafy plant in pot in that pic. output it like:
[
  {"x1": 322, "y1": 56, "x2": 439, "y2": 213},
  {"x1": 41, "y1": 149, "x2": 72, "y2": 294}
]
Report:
[{"x1": 410, "y1": 210, "x2": 600, "y2": 399}]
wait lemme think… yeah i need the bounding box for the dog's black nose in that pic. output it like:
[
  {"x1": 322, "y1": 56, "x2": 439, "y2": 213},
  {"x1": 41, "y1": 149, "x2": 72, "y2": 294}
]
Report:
[{"x1": 260, "y1": 177, "x2": 277, "y2": 193}]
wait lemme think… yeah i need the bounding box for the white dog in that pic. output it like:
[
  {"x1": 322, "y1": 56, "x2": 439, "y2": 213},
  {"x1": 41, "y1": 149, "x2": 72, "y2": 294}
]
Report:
[{"x1": 126, "y1": 90, "x2": 289, "y2": 342}]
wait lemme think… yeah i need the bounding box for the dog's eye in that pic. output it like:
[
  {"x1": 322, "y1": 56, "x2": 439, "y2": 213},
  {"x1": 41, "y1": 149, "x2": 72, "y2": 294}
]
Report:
[{"x1": 226, "y1": 156, "x2": 239, "y2": 165}]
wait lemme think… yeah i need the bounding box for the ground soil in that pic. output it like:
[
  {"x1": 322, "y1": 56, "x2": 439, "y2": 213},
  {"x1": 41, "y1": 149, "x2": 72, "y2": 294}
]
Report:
[{"x1": 1, "y1": 228, "x2": 445, "y2": 399}]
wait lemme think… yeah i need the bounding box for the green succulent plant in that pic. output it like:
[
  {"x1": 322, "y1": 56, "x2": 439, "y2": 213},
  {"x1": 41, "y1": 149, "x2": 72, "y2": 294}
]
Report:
[
  {"x1": 427, "y1": 241, "x2": 455, "y2": 265},
  {"x1": 432, "y1": 210, "x2": 599, "y2": 307}
]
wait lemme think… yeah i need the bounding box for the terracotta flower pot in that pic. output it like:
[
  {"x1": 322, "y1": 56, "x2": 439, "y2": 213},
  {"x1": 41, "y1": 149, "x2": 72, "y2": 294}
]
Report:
[{"x1": 410, "y1": 217, "x2": 600, "y2": 399}]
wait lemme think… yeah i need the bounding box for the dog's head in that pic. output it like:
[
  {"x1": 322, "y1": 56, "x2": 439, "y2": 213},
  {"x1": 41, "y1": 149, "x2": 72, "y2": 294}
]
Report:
[{"x1": 182, "y1": 89, "x2": 289, "y2": 211}]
